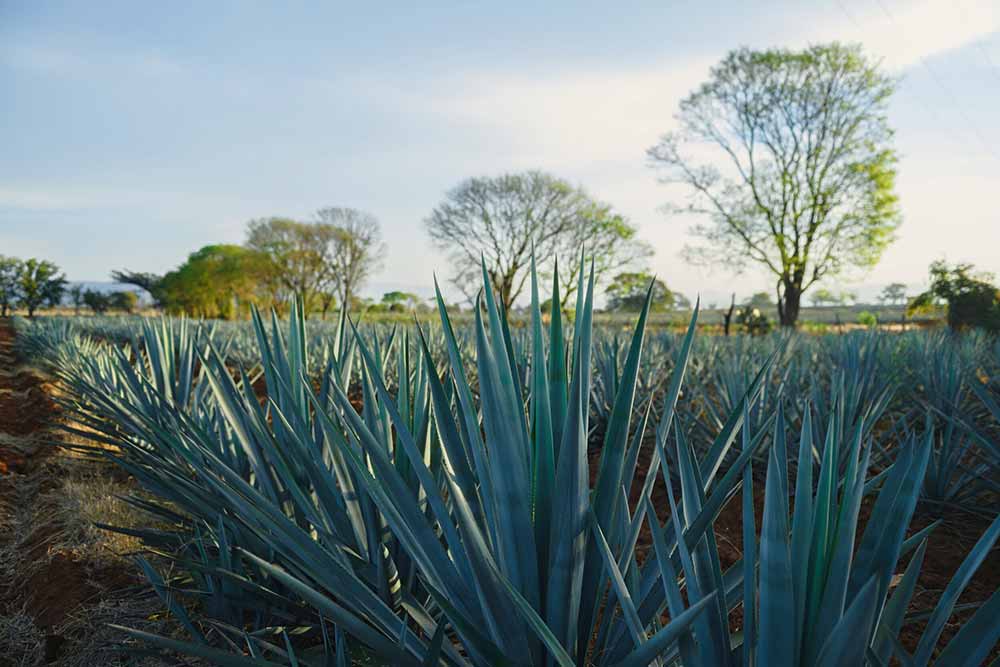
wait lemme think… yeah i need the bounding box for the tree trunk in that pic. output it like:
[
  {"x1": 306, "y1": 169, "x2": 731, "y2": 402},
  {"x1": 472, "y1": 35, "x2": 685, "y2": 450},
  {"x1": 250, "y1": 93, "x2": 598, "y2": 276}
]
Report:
[
  {"x1": 722, "y1": 293, "x2": 735, "y2": 336},
  {"x1": 779, "y1": 283, "x2": 801, "y2": 327}
]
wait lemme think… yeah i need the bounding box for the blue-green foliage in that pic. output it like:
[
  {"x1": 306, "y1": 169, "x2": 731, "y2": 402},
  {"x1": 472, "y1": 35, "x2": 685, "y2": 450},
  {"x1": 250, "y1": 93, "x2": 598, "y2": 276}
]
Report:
[{"x1": 12, "y1": 261, "x2": 1000, "y2": 666}]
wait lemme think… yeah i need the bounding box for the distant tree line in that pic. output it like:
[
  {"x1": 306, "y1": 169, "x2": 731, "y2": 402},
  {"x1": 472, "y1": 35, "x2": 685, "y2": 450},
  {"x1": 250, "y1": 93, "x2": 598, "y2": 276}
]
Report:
[
  {"x1": 67, "y1": 285, "x2": 140, "y2": 315},
  {"x1": 114, "y1": 208, "x2": 384, "y2": 319},
  {"x1": 17, "y1": 44, "x2": 999, "y2": 333}
]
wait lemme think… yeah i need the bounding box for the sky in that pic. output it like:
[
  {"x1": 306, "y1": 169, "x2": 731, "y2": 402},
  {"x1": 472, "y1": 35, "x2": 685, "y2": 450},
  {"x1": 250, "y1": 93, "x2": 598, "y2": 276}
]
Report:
[{"x1": 2, "y1": 0, "x2": 998, "y2": 307}]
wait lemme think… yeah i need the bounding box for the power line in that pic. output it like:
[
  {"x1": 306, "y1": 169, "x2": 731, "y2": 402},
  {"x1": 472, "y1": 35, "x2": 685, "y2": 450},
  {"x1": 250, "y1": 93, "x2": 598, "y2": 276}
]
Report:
[
  {"x1": 953, "y1": 0, "x2": 1000, "y2": 87},
  {"x1": 831, "y1": 0, "x2": 987, "y2": 161},
  {"x1": 971, "y1": 40, "x2": 1000, "y2": 87},
  {"x1": 871, "y1": 0, "x2": 1000, "y2": 164}
]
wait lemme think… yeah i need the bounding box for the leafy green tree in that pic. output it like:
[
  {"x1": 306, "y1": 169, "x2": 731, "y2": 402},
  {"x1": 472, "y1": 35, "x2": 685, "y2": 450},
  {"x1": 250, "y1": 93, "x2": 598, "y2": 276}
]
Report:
[
  {"x1": 381, "y1": 291, "x2": 423, "y2": 312},
  {"x1": 17, "y1": 258, "x2": 66, "y2": 317},
  {"x1": 245, "y1": 217, "x2": 339, "y2": 312},
  {"x1": 879, "y1": 282, "x2": 907, "y2": 305},
  {"x1": 744, "y1": 292, "x2": 775, "y2": 310},
  {"x1": 649, "y1": 43, "x2": 901, "y2": 327},
  {"x1": 161, "y1": 245, "x2": 274, "y2": 319},
  {"x1": 909, "y1": 261, "x2": 1000, "y2": 331},
  {"x1": 810, "y1": 288, "x2": 838, "y2": 307},
  {"x1": 605, "y1": 271, "x2": 672, "y2": 312},
  {"x1": 83, "y1": 289, "x2": 111, "y2": 314},
  {"x1": 0, "y1": 256, "x2": 21, "y2": 317},
  {"x1": 857, "y1": 310, "x2": 878, "y2": 328},
  {"x1": 425, "y1": 171, "x2": 651, "y2": 310},
  {"x1": 110, "y1": 290, "x2": 139, "y2": 313},
  {"x1": 810, "y1": 288, "x2": 856, "y2": 307}
]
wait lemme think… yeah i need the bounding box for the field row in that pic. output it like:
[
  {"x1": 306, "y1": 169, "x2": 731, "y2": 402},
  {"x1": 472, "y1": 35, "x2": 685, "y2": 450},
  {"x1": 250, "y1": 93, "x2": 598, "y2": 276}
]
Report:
[{"x1": 11, "y1": 265, "x2": 1000, "y2": 666}]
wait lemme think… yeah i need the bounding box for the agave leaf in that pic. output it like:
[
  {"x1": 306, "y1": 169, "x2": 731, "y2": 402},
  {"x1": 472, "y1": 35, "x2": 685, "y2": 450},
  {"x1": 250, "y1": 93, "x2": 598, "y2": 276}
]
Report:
[
  {"x1": 528, "y1": 255, "x2": 556, "y2": 590},
  {"x1": 871, "y1": 538, "x2": 927, "y2": 664},
  {"x1": 433, "y1": 276, "x2": 497, "y2": 536},
  {"x1": 913, "y1": 512, "x2": 1000, "y2": 664},
  {"x1": 813, "y1": 576, "x2": 880, "y2": 667},
  {"x1": 789, "y1": 408, "x2": 814, "y2": 665},
  {"x1": 108, "y1": 626, "x2": 288, "y2": 666},
  {"x1": 415, "y1": 323, "x2": 484, "y2": 527},
  {"x1": 612, "y1": 594, "x2": 717, "y2": 667},
  {"x1": 239, "y1": 550, "x2": 424, "y2": 667},
  {"x1": 933, "y1": 587, "x2": 1000, "y2": 667},
  {"x1": 645, "y1": 498, "x2": 699, "y2": 667},
  {"x1": 579, "y1": 277, "x2": 653, "y2": 647},
  {"x1": 548, "y1": 257, "x2": 568, "y2": 459},
  {"x1": 473, "y1": 292, "x2": 540, "y2": 612},
  {"x1": 548, "y1": 261, "x2": 595, "y2": 661},
  {"x1": 589, "y1": 510, "x2": 647, "y2": 649},
  {"x1": 757, "y1": 434, "x2": 794, "y2": 667},
  {"x1": 135, "y1": 556, "x2": 205, "y2": 644},
  {"x1": 740, "y1": 404, "x2": 758, "y2": 667}
]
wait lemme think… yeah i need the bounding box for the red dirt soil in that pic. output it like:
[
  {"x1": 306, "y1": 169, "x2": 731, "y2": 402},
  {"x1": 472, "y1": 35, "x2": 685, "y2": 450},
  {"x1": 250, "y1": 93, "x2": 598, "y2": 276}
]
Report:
[{"x1": 0, "y1": 319, "x2": 139, "y2": 660}]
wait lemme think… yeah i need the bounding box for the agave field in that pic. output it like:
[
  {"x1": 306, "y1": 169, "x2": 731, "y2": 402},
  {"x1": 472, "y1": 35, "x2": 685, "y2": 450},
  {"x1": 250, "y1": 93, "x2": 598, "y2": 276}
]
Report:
[{"x1": 8, "y1": 260, "x2": 1000, "y2": 666}]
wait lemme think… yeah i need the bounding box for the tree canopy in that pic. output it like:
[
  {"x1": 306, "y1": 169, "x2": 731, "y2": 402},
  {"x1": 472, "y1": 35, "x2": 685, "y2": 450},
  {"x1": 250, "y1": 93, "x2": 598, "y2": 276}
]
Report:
[
  {"x1": 649, "y1": 43, "x2": 900, "y2": 326},
  {"x1": 246, "y1": 217, "x2": 338, "y2": 312},
  {"x1": 17, "y1": 258, "x2": 66, "y2": 317},
  {"x1": 315, "y1": 207, "x2": 385, "y2": 312},
  {"x1": 83, "y1": 289, "x2": 111, "y2": 314},
  {"x1": 605, "y1": 271, "x2": 672, "y2": 312},
  {"x1": 744, "y1": 291, "x2": 775, "y2": 310},
  {"x1": 425, "y1": 171, "x2": 651, "y2": 310},
  {"x1": 160, "y1": 244, "x2": 274, "y2": 319},
  {"x1": 381, "y1": 291, "x2": 424, "y2": 312},
  {"x1": 879, "y1": 282, "x2": 907, "y2": 305},
  {"x1": 246, "y1": 210, "x2": 383, "y2": 315}
]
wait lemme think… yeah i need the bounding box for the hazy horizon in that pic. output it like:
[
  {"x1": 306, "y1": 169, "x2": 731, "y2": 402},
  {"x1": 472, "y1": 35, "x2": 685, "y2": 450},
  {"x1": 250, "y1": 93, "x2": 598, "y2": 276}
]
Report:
[{"x1": 2, "y1": 1, "x2": 998, "y2": 306}]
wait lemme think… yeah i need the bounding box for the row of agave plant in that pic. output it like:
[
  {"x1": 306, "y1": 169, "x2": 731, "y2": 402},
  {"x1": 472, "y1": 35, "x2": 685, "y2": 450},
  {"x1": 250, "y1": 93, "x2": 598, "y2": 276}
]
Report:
[
  {"x1": 39, "y1": 299, "x2": 1000, "y2": 517},
  {"x1": 14, "y1": 257, "x2": 1000, "y2": 665}
]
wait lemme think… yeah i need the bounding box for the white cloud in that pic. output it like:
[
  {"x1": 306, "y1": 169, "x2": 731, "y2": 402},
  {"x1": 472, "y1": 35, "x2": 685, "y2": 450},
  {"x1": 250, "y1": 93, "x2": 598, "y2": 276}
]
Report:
[
  {"x1": 355, "y1": 57, "x2": 713, "y2": 182},
  {"x1": 816, "y1": 0, "x2": 1000, "y2": 70},
  {"x1": 361, "y1": 1, "x2": 1000, "y2": 175}
]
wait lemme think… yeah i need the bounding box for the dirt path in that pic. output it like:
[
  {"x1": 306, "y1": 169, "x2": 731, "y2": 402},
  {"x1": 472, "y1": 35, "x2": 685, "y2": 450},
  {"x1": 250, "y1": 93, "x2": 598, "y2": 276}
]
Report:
[{"x1": 0, "y1": 319, "x2": 154, "y2": 666}]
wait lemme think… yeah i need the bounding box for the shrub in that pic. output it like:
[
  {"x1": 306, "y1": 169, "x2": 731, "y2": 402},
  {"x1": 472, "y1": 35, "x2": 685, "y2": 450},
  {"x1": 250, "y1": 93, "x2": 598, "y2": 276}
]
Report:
[
  {"x1": 736, "y1": 306, "x2": 773, "y2": 334},
  {"x1": 909, "y1": 260, "x2": 1000, "y2": 331},
  {"x1": 857, "y1": 310, "x2": 878, "y2": 328}
]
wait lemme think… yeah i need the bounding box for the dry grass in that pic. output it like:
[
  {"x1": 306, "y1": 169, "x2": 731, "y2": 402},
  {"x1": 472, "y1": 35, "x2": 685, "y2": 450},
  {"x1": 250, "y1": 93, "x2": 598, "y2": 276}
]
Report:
[
  {"x1": 47, "y1": 459, "x2": 146, "y2": 557},
  {"x1": 0, "y1": 605, "x2": 45, "y2": 667},
  {"x1": 0, "y1": 331, "x2": 190, "y2": 667}
]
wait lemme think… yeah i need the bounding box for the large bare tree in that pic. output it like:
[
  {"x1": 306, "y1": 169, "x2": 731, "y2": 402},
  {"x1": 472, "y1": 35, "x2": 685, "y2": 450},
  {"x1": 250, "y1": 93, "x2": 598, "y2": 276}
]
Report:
[
  {"x1": 649, "y1": 43, "x2": 901, "y2": 326},
  {"x1": 425, "y1": 171, "x2": 650, "y2": 309},
  {"x1": 246, "y1": 217, "x2": 340, "y2": 311},
  {"x1": 246, "y1": 211, "x2": 384, "y2": 315},
  {"x1": 314, "y1": 207, "x2": 385, "y2": 311}
]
